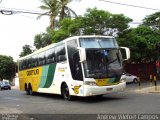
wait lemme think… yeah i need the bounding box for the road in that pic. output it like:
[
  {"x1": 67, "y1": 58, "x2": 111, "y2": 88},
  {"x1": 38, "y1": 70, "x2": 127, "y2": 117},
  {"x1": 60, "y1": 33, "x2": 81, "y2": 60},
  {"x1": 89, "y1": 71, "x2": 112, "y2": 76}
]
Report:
[{"x1": 0, "y1": 83, "x2": 160, "y2": 120}]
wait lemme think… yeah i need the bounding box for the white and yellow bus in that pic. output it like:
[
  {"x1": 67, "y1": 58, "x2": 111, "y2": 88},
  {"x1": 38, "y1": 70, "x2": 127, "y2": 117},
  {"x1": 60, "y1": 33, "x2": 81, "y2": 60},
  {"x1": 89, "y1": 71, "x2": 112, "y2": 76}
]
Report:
[{"x1": 18, "y1": 35, "x2": 130, "y2": 100}]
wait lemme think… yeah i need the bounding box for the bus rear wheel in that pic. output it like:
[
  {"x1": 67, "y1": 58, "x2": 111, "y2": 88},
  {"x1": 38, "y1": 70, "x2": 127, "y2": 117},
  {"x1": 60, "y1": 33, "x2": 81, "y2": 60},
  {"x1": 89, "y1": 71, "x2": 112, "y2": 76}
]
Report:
[
  {"x1": 25, "y1": 84, "x2": 30, "y2": 95},
  {"x1": 61, "y1": 83, "x2": 72, "y2": 101},
  {"x1": 28, "y1": 84, "x2": 35, "y2": 95}
]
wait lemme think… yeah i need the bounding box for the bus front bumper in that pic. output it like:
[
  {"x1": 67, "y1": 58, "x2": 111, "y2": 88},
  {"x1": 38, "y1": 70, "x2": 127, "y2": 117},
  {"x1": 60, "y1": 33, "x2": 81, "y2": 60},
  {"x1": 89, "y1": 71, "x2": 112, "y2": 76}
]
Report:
[{"x1": 83, "y1": 82, "x2": 126, "y2": 96}]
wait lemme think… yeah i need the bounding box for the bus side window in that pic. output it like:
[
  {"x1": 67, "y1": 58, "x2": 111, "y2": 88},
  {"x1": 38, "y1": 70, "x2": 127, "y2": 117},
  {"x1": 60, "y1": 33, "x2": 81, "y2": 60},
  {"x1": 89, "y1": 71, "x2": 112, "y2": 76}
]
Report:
[
  {"x1": 46, "y1": 47, "x2": 55, "y2": 64},
  {"x1": 55, "y1": 44, "x2": 66, "y2": 62},
  {"x1": 38, "y1": 52, "x2": 45, "y2": 66},
  {"x1": 22, "y1": 59, "x2": 27, "y2": 70},
  {"x1": 19, "y1": 60, "x2": 22, "y2": 70},
  {"x1": 67, "y1": 39, "x2": 83, "y2": 81},
  {"x1": 32, "y1": 55, "x2": 38, "y2": 67},
  {"x1": 27, "y1": 57, "x2": 32, "y2": 68}
]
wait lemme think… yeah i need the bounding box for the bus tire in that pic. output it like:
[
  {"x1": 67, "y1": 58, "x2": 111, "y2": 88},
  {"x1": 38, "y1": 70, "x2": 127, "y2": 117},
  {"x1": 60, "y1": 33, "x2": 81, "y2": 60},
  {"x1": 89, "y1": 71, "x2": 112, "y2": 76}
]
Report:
[
  {"x1": 28, "y1": 84, "x2": 34, "y2": 95},
  {"x1": 25, "y1": 84, "x2": 30, "y2": 95},
  {"x1": 61, "y1": 83, "x2": 72, "y2": 101}
]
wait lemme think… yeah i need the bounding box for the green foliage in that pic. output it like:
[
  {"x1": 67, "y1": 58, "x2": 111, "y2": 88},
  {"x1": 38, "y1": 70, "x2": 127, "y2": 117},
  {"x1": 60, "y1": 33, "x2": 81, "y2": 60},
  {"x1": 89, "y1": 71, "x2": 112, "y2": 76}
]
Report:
[
  {"x1": 39, "y1": 0, "x2": 78, "y2": 29},
  {"x1": 35, "y1": 8, "x2": 132, "y2": 45},
  {"x1": 143, "y1": 11, "x2": 160, "y2": 30},
  {"x1": 34, "y1": 33, "x2": 52, "y2": 49},
  {"x1": 82, "y1": 8, "x2": 132, "y2": 35},
  {"x1": 19, "y1": 45, "x2": 33, "y2": 57},
  {"x1": 38, "y1": 0, "x2": 61, "y2": 29},
  {"x1": 0, "y1": 55, "x2": 16, "y2": 81},
  {"x1": 111, "y1": 14, "x2": 131, "y2": 32},
  {"x1": 118, "y1": 25, "x2": 160, "y2": 63},
  {"x1": 60, "y1": 17, "x2": 83, "y2": 35},
  {"x1": 55, "y1": 8, "x2": 132, "y2": 37},
  {"x1": 51, "y1": 29, "x2": 69, "y2": 43}
]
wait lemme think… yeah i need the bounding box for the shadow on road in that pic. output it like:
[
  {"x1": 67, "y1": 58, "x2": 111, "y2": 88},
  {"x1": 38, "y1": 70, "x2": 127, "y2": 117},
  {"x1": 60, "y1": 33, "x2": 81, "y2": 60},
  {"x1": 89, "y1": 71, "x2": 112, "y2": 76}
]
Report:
[{"x1": 23, "y1": 92, "x2": 127, "y2": 103}]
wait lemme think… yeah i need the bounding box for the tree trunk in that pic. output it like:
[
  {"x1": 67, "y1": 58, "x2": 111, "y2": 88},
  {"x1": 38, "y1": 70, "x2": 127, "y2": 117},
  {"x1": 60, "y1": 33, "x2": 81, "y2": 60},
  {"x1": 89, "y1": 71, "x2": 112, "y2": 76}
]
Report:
[
  {"x1": 59, "y1": 6, "x2": 65, "y2": 22},
  {"x1": 50, "y1": 16, "x2": 55, "y2": 30}
]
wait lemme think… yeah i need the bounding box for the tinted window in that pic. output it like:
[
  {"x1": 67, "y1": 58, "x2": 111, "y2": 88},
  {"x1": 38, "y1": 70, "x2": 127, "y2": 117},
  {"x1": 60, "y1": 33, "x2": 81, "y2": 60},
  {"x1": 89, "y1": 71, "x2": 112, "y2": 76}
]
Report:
[
  {"x1": 38, "y1": 52, "x2": 45, "y2": 66},
  {"x1": 22, "y1": 59, "x2": 27, "y2": 70},
  {"x1": 32, "y1": 55, "x2": 38, "y2": 67},
  {"x1": 19, "y1": 60, "x2": 22, "y2": 70},
  {"x1": 67, "y1": 40, "x2": 83, "y2": 81},
  {"x1": 46, "y1": 48, "x2": 55, "y2": 64},
  {"x1": 19, "y1": 44, "x2": 67, "y2": 70},
  {"x1": 27, "y1": 57, "x2": 32, "y2": 68},
  {"x1": 55, "y1": 44, "x2": 66, "y2": 62}
]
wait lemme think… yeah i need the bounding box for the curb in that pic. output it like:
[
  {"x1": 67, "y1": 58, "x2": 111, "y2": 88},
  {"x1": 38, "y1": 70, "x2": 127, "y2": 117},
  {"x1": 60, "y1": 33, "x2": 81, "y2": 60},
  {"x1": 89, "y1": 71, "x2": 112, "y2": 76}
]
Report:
[{"x1": 134, "y1": 86, "x2": 160, "y2": 93}]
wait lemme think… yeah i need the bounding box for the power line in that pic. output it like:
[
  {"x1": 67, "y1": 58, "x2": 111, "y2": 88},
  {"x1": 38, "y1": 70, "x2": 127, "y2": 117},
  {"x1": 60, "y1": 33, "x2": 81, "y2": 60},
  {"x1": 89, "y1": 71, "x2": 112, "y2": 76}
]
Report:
[
  {"x1": 99, "y1": 0, "x2": 160, "y2": 11},
  {"x1": 0, "y1": 7, "x2": 45, "y2": 14},
  {"x1": 0, "y1": 9, "x2": 47, "y2": 15},
  {"x1": 0, "y1": 7, "x2": 48, "y2": 15}
]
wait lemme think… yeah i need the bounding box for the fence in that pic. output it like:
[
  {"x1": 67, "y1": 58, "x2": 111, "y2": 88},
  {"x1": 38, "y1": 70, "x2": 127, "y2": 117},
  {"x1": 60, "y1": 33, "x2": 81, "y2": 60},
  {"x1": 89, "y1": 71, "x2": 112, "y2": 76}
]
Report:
[{"x1": 124, "y1": 63, "x2": 156, "y2": 81}]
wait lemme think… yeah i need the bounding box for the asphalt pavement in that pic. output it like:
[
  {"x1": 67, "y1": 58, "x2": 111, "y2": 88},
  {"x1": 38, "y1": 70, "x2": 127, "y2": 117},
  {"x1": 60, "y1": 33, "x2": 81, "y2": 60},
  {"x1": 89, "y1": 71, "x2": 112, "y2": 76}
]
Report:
[{"x1": 0, "y1": 81, "x2": 160, "y2": 120}]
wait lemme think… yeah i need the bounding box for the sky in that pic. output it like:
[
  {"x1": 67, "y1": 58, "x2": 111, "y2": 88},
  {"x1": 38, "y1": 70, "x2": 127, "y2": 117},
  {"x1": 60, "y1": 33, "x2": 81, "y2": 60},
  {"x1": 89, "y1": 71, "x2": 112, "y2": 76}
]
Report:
[{"x1": 0, "y1": 0, "x2": 159, "y2": 61}]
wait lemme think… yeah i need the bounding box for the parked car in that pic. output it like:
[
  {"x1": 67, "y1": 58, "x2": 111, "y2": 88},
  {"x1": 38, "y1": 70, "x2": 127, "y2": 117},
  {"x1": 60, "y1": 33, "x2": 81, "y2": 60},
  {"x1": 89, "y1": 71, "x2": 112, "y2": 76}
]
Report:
[
  {"x1": 0, "y1": 81, "x2": 11, "y2": 90},
  {"x1": 121, "y1": 73, "x2": 138, "y2": 83}
]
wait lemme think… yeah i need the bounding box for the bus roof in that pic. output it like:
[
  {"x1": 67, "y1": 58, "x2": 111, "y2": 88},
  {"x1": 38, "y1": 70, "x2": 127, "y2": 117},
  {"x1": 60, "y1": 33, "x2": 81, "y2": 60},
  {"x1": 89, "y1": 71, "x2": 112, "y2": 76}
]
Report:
[{"x1": 18, "y1": 35, "x2": 114, "y2": 60}]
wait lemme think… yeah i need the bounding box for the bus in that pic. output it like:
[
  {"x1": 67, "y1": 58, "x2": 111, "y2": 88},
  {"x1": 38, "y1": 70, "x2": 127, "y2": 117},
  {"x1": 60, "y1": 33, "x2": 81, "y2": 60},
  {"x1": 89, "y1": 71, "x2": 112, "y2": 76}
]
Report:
[{"x1": 18, "y1": 35, "x2": 130, "y2": 100}]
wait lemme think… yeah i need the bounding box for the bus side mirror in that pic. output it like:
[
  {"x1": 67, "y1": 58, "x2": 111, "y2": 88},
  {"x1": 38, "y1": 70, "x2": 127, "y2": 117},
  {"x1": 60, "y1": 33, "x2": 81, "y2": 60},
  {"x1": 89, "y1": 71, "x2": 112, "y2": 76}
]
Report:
[
  {"x1": 77, "y1": 47, "x2": 86, "y2": 62},
  {"x1": 120, "y1": 47, "x2": 130, "y2": 61}
]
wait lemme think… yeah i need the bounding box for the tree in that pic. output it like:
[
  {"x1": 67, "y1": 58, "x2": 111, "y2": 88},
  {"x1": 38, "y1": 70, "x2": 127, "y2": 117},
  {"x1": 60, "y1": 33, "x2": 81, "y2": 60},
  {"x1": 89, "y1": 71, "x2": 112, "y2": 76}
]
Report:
[
  {"x1": 0, "y1": 55, "x2": 16, "y2": 81},
  {"x1": 83, "y1": 8, "x2": 132, "y2": 36},
  {"x1": 19, "y1": 45, "x2": 33, "y2": 57},
  {"x1": 34, "y1": 33, "x2": 52, "y2": 49},
  {"x1": 38, "y1": 0, "x2": 61, "y2": 29},
  {"x1": 143, "y1": 12, "x2": 160, "y2": 30},
  {"x1": 55, "y1": 8, "x2": 132, "y2": 37},
  {"x1": 42, "y1": 8, "x2": 132, "y2": 44},
  {"x1": 59, "y1": 0, "x2": 78, "y2": 22},
  {"x1": 38, "y1": 0, "x2": 78, "y2": 29},
  {"x1": 118, "y1": 25, "x2": 160, "y2": 63}
]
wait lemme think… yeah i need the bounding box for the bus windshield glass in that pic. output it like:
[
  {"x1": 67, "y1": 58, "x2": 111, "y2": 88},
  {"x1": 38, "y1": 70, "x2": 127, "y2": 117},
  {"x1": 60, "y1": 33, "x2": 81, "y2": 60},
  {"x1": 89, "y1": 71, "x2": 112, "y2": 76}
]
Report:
[
  {"x1": 79, "y1": 37, "x2": 118, "y2": 48},
  {"x1": 83, "y1": 49, "x2": 123, "y2": 78},
  {"x1": 79, "y1": 37, "x2": 122, "y2": 79}
]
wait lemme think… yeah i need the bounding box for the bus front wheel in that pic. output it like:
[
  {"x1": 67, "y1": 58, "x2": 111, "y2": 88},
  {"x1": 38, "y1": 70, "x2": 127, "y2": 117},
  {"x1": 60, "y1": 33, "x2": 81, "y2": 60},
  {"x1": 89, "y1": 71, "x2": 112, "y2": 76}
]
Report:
[{"x1": 61, "y1": 83, "x2": 72, "y2": 101}]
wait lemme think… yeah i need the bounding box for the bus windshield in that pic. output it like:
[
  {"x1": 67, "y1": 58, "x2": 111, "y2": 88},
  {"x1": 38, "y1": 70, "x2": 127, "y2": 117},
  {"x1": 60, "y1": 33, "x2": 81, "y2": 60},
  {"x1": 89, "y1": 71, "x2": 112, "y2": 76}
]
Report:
[
  {"x1": 79, "y1": 37, "x2": 122, "y2": 79},
  {"x1": 83, "y1": 49, "x2": 123, "y2": 78}
]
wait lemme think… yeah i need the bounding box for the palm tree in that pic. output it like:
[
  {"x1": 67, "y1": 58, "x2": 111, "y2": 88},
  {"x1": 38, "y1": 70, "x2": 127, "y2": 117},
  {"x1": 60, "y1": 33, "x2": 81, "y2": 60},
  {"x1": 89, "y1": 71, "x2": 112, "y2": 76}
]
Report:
[
  {"x1": 59, "y1": 0, "x2": 78, "y2": 21},
  {"x1": 38, "y1": 0, "x2": 79, "y2": 29},
  {"x1": 38, "y1": 0, "x2": 61, "y2": 29}
]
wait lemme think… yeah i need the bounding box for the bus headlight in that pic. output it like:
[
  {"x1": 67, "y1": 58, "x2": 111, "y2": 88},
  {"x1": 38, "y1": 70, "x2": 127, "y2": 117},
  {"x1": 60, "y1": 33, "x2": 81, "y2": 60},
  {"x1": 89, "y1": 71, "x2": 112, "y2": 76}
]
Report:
[{"x1": 85, "y1": 81, "x2": 97, "y2": 86}]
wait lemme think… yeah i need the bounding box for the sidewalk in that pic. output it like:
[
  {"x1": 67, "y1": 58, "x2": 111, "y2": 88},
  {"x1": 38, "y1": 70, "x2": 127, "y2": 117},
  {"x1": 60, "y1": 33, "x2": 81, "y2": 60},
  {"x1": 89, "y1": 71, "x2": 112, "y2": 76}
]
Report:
[
  {"x1": 11, "y1": 86, "x2": 19, "y2": 90},
  {"x1": 134, "y1": 85, "x2": 160, "y2": 93},
  {"x1": 126, "y1": 80, "x2": 160, "y2": 94}
]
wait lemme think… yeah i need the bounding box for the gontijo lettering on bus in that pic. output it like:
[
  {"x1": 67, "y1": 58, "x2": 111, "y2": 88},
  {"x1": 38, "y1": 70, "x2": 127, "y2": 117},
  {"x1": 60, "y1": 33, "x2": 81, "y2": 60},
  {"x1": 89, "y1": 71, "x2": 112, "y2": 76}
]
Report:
[{"x1": 26, "y1": 69, "x2": 39, "y2": 76}]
